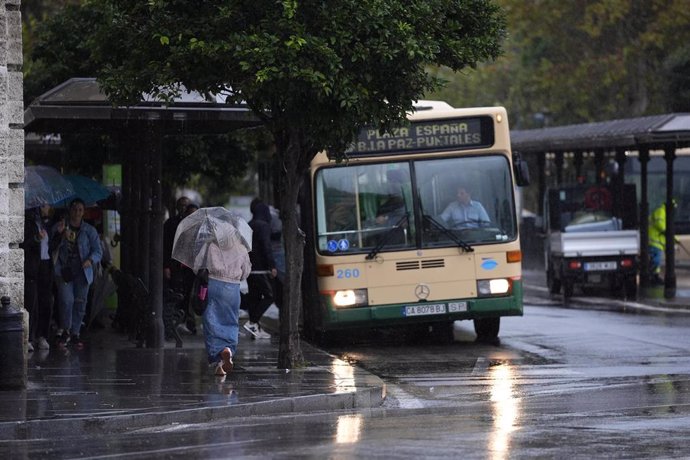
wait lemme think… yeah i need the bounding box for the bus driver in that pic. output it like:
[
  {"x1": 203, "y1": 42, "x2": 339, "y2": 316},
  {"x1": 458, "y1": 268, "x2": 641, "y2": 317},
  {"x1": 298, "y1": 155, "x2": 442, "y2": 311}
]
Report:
[{"x1": 440, "y1": 185, "x2": 490, "y2": 229}]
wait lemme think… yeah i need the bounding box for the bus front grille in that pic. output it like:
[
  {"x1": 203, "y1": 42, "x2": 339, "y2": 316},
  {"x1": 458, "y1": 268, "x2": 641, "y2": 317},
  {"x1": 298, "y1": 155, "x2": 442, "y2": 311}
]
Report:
[
  {"x1": 396, "y1": 259, "x2": 445, "y2": 271},
  {"x1": 421, "y1": 259, "x2": 445, "y2": 269},
  {"x1": 396, "y1": 261, "x2": 419, "y2": 271}
]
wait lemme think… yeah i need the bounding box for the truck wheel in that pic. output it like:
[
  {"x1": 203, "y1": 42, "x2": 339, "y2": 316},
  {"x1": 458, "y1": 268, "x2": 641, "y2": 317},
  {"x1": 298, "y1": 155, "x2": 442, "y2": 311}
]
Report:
[
  {"x1": 547, "y1": 265, "x2": 561, "y2": 294},
  {"x1": 624, "y1": 277, "x2": 638, "y2": 300},
  {"x1": 562, "y1": 281, "x2": 574, "y2": 299},
  {"x1": 474, "y1": 317, "x2": 500, "y2": 344}
]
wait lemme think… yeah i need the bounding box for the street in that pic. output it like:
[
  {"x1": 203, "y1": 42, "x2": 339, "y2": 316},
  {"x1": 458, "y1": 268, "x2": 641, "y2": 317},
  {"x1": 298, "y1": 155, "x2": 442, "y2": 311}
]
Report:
[{"x1": 6, "y1": 301, "x2": 690, "y2": 459}]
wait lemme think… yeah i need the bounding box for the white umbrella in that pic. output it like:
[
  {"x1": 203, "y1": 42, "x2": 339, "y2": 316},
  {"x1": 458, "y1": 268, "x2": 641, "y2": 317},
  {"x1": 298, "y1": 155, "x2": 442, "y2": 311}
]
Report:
[
  {"x1": 24, "y1": 165, "x2": 75, "y2": 209},
  {"x1": 172, "y1": 207, "x2": 252, "y2": 273}
]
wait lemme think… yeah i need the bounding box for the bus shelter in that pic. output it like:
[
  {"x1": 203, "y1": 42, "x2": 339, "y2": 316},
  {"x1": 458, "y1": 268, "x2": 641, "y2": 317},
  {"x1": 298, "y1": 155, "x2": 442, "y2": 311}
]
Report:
[
  {"x1": 24, "y1": 78, "x2": 262, "y2": 347},
  {"x1": 511, "y1": 113, "x2": 690, "y2": 297}
]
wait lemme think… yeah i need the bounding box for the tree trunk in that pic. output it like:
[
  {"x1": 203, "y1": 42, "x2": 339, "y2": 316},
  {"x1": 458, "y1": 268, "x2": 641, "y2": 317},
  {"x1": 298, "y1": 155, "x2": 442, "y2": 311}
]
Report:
[{"x1": 276, "y1": 137, "x2": 306, "y2": 369}]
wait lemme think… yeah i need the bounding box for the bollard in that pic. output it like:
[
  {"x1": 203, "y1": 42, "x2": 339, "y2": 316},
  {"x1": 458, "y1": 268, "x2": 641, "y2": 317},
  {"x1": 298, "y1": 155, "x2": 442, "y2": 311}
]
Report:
[{"x1": 0, "y1": 296, "x2": 27, "y2": 389}]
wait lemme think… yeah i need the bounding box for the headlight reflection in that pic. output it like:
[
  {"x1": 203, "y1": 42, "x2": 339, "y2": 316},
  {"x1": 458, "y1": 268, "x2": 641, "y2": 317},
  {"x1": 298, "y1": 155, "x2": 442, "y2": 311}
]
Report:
[
  {"x1": 489, "y1": 362, "x2": 520, "y2": 460},
  {"x1": 331, "y1": 358, "x2": 356, "y2": 394},
  {"x1": 335, "y1": 414, "x2": 363, "y2": 444}
]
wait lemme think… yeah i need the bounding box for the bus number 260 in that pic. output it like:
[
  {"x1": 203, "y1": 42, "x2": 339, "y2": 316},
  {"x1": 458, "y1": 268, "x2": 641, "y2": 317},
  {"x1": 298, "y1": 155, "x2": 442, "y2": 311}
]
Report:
[{"x1": 337, "y1": 268, "x2": 360, "y2": 279}]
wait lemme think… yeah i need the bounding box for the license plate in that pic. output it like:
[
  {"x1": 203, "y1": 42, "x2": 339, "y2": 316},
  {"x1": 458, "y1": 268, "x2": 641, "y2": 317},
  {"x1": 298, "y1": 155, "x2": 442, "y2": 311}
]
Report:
[
  {"x1": 448, "y1": 302, "x2": 468, "y2": 313},
  {"x1": 584, "y1": 261, "x2": 617, "y2": 271},
  {"x1": 404, "y1": 303, "x2": 446, "y2": 317}
]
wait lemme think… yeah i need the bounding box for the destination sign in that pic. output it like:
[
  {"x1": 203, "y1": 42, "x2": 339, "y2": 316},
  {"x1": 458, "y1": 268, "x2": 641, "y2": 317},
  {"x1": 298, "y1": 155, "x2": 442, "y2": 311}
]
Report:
[{"x1": 343, "y1": 116, "x2": 494, "y2": 157}]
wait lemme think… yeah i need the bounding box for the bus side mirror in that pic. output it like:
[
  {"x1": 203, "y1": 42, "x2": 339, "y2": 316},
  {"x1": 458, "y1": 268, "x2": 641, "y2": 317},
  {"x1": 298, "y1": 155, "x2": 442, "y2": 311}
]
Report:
[{"x1": 513, "y1": 152, "x2": 531, "y2": 186}]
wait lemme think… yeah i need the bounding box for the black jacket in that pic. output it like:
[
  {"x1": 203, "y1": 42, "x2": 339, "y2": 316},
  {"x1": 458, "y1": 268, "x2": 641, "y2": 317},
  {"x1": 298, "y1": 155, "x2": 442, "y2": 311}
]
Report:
[{"x1": 248, "y1": 203, "x2": 276, "y2": 271}]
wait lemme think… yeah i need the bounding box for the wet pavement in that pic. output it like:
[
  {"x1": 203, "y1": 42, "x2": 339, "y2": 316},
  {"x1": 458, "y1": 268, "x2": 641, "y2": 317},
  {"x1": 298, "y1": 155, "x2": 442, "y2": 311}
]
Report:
[
  {"x1": 0, "y1": 308, "x2": 384, "y2": 440},
  {"x1": 2, "y1": 267, "x2": 690, "y2": 442}
]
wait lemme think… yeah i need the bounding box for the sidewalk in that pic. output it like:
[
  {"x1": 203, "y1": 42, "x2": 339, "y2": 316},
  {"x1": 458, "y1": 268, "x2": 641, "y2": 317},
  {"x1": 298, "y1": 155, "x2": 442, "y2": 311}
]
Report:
[
  {"x1": 522, "y1": 267, "x2": 690, "y2": 313},
  {"x1": 0, "y1": 307, "x2": 385, "y2": 441}
]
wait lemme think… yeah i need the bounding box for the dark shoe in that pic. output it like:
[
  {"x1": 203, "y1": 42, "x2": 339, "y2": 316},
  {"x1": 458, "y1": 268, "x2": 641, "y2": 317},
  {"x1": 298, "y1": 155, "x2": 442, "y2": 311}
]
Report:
[
  {"x1": 70, "y1": 335, "x2": 85, "y2": 350},
  {"x1": 57, "y1": 331, "x2": 70, "y2": 349}
]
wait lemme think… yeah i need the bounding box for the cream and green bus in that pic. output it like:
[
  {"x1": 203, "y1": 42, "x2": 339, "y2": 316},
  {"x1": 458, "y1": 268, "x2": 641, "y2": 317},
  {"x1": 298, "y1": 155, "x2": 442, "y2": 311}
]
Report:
[{"x1": 300, "y1": 102, "x2": 529, "y2": 344}]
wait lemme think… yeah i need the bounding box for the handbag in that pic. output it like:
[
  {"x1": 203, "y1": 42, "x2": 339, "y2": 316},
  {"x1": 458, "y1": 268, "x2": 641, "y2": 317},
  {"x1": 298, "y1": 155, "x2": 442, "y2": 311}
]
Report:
[{"x1": 190, "y1": 268, "x2": 209, "y2": 315}]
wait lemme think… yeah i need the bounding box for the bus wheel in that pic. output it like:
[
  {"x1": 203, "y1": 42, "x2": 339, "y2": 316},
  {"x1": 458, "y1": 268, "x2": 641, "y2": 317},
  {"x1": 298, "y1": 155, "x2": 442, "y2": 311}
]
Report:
[
  {"x1": 474, "y1": 318, "x2": 500, "y2": 344},
  {"x1": 547, "y1": 265, "x2": 561, "y2": 294}
]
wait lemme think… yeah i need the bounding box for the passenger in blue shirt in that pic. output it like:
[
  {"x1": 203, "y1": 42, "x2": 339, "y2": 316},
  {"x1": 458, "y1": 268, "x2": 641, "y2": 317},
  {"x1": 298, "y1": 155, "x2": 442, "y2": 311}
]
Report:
[{"x1": 440, "y1": 185, "x2": 490, "y2": 229}]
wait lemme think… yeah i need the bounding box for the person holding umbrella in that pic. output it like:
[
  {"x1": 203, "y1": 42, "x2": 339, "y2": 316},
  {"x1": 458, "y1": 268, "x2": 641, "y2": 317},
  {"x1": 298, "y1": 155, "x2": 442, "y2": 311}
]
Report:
[
  {"x1": 52, "y1": 198, "x2": 103, "y2": 349},
  {"x1": 172, "y1": 207, "x2": 252, "y2": 376}
]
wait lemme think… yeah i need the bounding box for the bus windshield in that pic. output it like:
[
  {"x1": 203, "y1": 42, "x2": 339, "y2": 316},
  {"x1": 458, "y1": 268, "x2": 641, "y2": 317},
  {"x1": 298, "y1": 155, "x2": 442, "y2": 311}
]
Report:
[{"x1": 314, "y1": 154, "x2": 517, "y2": 255}]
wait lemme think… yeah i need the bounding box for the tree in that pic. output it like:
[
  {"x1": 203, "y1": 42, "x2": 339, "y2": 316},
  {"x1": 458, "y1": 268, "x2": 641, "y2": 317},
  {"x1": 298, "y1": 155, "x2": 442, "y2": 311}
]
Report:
[
  {"x1": 429, "y1": 0, "x2": 690, "y2": 127},
  {"x1": 86, "y1": 0, "x2": 506, "y2": 368}
]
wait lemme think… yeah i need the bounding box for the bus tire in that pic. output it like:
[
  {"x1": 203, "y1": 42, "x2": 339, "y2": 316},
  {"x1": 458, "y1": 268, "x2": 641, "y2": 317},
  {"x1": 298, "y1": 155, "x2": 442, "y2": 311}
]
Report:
[{"x1": 474, "y1": 317, "x2": 500, "y2": 344}]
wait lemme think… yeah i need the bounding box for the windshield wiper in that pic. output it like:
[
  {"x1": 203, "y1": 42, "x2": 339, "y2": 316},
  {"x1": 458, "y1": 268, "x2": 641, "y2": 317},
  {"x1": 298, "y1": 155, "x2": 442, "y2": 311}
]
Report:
[
  {"x1": 423, "y1": 214, "x2": 474, "y2": 252},
  {"x1": 365, "y1": 213, "x2": 409, "y2": 260}
]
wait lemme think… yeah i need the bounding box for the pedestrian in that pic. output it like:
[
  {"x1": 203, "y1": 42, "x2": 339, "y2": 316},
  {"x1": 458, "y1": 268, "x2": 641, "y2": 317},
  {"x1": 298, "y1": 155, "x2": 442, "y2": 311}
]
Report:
[
  {"x1": 52, "y1": 198, "x2": 103, "y2": 349},
  {"x1": 199, "y1": 227, "x2": 251, "y2": 376},
  {"x1": 163, "y1": 196, "x2": 190, "y2": 287},
  {"x1": 21, "y1": 204, "x2": 56, "y2": 352},
  {"x1": 84, "y1": 222, "x2": 114, "y2": 331},
  {"x1": 242, "y1": 199, "x2": 277, "y2": 339},
  {"x1": 176, "y1": 201, "x2": 201, "y2": 336},
  {"x1": 649, "y1": 200, "x2": 677, "y2": 285}
]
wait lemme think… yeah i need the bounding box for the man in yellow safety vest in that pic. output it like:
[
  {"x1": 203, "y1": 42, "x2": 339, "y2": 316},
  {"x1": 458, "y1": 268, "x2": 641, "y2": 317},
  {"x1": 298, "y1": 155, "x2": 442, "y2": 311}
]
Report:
[{"x1": 648, "y1": 200, "x2": 677, "y2": 285}]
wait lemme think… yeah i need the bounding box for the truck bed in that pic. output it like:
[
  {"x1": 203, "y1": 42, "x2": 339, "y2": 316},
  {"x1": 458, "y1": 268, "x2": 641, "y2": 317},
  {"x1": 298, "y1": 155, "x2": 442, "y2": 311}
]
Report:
[{"x1": 549, "y1": 230, "x2": 639, "y2": 258}]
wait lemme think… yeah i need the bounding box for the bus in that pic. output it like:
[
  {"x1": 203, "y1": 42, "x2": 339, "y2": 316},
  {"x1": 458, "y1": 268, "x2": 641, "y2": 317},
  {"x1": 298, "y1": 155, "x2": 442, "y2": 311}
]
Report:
[{"x1": 299, "y1": 101, "x2": 529, "y2": 344}]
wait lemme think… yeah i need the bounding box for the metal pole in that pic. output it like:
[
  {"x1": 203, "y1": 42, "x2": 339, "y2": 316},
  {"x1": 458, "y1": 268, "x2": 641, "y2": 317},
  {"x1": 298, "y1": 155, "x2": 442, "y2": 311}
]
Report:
[
  {"x1": 639, "y1": 148, "x2": 650, "y2": 290},
  {"x1": 664, "y1": 146, "x2": 676, "y2": 298},
  {"x1": 148, "y1": 123, "x2": 165, "y2": 348}
]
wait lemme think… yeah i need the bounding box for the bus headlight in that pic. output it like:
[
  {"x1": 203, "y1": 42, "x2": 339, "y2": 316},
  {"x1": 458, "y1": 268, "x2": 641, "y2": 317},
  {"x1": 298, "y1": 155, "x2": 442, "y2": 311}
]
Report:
[
  {"x1": 477, "y1": 278, "x2": 511, "y2": 296},
  {"x1": 332, "y1": 289, "x2": 369, "y2": 308}
]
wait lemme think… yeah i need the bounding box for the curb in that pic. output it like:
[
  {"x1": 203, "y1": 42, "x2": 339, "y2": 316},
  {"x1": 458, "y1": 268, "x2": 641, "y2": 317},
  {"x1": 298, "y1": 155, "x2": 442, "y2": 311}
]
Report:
[{"x1": 0, "y1": 385, "x2": 385, "y2": 440}]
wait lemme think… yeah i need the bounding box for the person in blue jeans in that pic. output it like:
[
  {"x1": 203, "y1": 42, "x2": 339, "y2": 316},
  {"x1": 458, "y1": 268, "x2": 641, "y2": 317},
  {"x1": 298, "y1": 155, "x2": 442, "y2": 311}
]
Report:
[
  {"x1": 52, "y1": 198, "x2": 102, "y2": 349},
  {"x1": 201, "y1": 237, "x2": 251, "y2": 377}
]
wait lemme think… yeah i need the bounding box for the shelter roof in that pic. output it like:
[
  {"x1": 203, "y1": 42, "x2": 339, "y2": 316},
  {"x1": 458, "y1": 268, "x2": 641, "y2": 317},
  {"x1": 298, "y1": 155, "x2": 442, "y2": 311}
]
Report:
[
  {"x1": 510, "y1": 113, "x2": 690, "y2": 153},
  {"x1": 24, "y1": 78, "x2": 262, "y2": 134}
]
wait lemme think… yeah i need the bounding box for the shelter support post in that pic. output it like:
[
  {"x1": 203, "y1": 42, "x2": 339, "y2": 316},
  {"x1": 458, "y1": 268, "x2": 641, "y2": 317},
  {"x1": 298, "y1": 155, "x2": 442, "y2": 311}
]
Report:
[
  {"x1": 664, "y1": 147, "x2": 677, "y2": 298},
  {"x1": 555, "y1": 152, "x2": 564, "y2": 185},
  {"x1": 639, "y1": 148, "x2": 650, "y2": 290},
  {"x1": 574, "y1": 151, "x2": 583, "y2": 180},
  {"x1": 537, "y1": 154, "x2": 546, "y2": 217},
  {"x1": 147, "y1": 124, "x2": 165, "y2": 348},
  {"x1": 594, "y1": 150, "x2": 605, "y2": 182},
  {"x1": 138, "y1": 144, "x2": 151, "y2": 286}
]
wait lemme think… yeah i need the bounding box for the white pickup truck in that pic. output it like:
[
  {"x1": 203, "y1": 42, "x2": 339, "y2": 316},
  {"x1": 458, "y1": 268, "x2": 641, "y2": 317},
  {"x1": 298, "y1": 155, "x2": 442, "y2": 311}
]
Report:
[{"x1": 543, "y1": 184, "x2": 640, "y2": 299}]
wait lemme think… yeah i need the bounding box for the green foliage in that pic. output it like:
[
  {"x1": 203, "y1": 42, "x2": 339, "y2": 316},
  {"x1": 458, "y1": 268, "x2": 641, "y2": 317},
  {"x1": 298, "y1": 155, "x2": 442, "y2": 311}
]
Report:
[
  {"x1": 88, "y1": 0, "x2": 506, "y2": 163},
  {"x1": 428, "y1": 0, "x2": 690, "y2": 127},
  {"x1": 23, "y1": 2, "x2": 105, "y2": 104}
]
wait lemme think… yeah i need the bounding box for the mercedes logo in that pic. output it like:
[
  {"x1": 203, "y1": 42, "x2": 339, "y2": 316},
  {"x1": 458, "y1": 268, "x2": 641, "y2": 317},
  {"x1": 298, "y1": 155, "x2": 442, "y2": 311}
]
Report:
[{"x1": 415, "y1": 283, "x2": 430, "y2": 300}]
